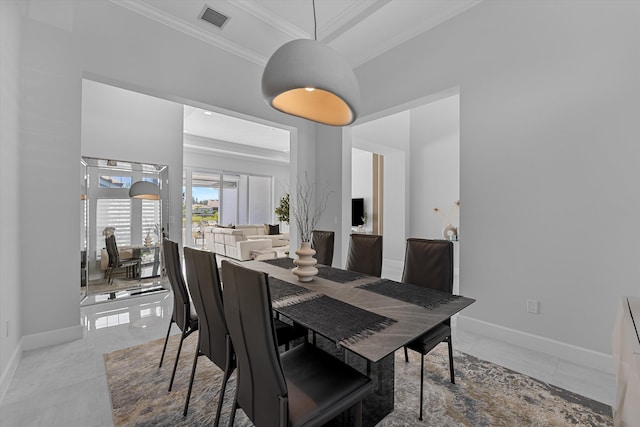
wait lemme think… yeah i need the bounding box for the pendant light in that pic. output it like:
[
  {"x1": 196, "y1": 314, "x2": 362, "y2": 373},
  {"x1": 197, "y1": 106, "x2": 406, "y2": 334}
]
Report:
[
  {"x1": 129, "y1": 181, "x2": 160, "y2": 200},
  {"x1": 261, "y1": 0, "x2": 360, "y2": 126}
]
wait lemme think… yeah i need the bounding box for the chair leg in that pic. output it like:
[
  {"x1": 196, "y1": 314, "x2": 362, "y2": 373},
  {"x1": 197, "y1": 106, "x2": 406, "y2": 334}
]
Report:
[
  {"x1": 448, "y1": 336, "x2": 455, "y2": 384},
  {"x1": 354, "y1": 400, "x2": 363, "y2": 427},
  {"x1": 214, "y1": 362, "x2": 233, "y2": 427},
  {"x1": 168, "y1": 331, "x2": 187, "y2": 392},
  {"x1": 183, "y1": 350, "x2": 200, "y2": 416},
  {"x1": 228, "y1": 387, "x2": 239, "y2": 427},
  {"x1": 419, "y1": 353, "x2": 424, "y2": 421},
  {"x1": 404, "y1": 346, "x2": 409, "y2": 363},
  {"x1": 159, "y1": 319, "x2": 173, "y2": 368}
]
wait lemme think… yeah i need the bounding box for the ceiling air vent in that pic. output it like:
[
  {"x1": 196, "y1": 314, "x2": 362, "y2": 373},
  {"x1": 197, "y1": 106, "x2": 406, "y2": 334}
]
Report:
[{"x1": 200, "y1": 6, "x2": 229, "y2": 29}]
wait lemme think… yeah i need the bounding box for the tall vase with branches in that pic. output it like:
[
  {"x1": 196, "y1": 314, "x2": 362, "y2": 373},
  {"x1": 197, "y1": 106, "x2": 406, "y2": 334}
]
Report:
[{"x1": 291, "y1": 174, "x2": 332, "y2": 281}]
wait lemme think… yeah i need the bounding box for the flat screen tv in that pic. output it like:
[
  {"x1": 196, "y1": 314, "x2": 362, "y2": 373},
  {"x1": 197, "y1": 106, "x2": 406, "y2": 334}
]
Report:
[{"x1": 352, "y1": 198, "x2": 364, "y2": 226}]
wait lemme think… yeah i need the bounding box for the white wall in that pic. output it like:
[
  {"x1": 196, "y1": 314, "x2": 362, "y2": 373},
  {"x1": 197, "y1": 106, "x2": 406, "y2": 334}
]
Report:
[
  {"x1": 81, "y1": 80, "x2": 183, "y2": 244},
  {"x1": 356, "y1": 0, "x2": 640, "y2": 364},
  {"x1": 410, "y1": 94, "x2": 460, "y2": 239},
  {"x1": 351, "y1": 148, "x2": 373, "y2": 231},
  {"x1": 314, "y1": 125, "x2": 349, "y2": 267},
  {"x1": 19, "y1": 0, "x2": 84, "y2": 347},
  {"x1": 0, "y1": 0, "x2": 24, "y2": 398}
]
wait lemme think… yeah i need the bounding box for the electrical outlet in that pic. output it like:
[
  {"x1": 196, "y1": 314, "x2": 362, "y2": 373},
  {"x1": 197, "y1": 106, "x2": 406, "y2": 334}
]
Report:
[{"x1": 527, "y1": 299, "x2": 539, "y2": 314}]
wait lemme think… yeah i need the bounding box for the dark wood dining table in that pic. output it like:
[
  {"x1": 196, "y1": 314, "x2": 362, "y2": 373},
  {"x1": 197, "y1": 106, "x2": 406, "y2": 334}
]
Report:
[{"x1": 245, "y1": 259, "x2": 475, "y2": 426}]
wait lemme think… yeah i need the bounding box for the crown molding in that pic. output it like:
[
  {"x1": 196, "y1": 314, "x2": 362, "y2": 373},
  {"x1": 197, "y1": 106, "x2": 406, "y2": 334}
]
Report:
[
  {"x1": 110, "y1": 0, "x2": 267, "y2": 66},
  {"x1": 351, "y1": 0, "x2": 482, "y2": 67},
  {"x1": 228, "y1": 0, "x2": 309, "y2": 40}
]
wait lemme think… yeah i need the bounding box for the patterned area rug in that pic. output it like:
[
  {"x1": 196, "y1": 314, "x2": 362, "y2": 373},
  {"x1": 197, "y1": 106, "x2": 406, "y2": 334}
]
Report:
[{"x1": 104, "y1": 335, "x2": 612, "y2": 426}]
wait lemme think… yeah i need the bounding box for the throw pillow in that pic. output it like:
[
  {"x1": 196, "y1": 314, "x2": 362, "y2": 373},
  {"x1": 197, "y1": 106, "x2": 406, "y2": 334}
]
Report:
[{"x1": 268, "y1": 224, "x2": 280, "y2": 235}]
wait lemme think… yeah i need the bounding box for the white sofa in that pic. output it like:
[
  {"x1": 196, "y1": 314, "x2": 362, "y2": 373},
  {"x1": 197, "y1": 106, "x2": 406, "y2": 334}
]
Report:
[{"x1": 206, "y1": 225, "x2": 289, "y2": 261}]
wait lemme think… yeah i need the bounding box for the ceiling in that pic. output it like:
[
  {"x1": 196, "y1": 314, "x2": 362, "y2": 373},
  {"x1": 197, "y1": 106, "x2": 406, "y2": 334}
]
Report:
[
  {"x1": 113, "y1": 0, "x2": 481, "y2": 67},
  {"x1": 114, "y1": 0, "x2": 480, "y2": 153}
]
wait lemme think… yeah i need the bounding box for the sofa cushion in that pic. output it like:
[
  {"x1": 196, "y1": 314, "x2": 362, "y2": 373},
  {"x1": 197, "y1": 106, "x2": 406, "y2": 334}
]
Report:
[{"x1": 264, "y1": 223, "x2": 280, "y2": 235}]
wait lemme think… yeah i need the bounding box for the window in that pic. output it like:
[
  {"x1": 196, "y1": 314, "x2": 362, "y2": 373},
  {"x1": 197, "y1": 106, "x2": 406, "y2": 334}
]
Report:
[
  {"x1": 98, "y1": 175, "x2": 132, "y2": 188},
  {"x1": 96, "y1": 199, "x2": 131, "y2": 255},
  {"x1": 141, "y1": 199, "x2": 160, "y2": 244},
  {"x1": 183, "y1": 167, "x2": 273, "y2": 249}
]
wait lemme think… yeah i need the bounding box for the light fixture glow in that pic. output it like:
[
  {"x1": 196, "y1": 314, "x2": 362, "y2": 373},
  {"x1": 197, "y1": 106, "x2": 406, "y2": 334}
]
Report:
[
  {"x1": 262, "y1": 39, "x2": 360, "y2": 126},
  {"x1": 203, "y1": 111, "x2": 212, "y2": 115},
  {"x1": 129, "y1": 181, "x2": 160, "y2": 200}
]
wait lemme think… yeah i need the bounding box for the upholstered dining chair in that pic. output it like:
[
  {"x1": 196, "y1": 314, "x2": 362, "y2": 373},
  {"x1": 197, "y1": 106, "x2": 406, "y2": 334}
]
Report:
[
  {"x1": 221, "y1": 260, "x2": 374, "y2": 427},
  {"x1": 345, "y1": 233, "x2": 383, "y2": 277},
  {"x1": 401, "y1": 238, "x2": 455, "y2": 421},
  {"x1": 311, "y1": 230, "x2": 335, "y2": 266},
  {"x1": 159, "y1": 239, "x2": 198, "y2": 392},
  {"x1": 104, "y1": 235, "x2": 141, "y2": 285},
  {"x1": 182, "y1": 247, "x2": 234, "y2": 424}
]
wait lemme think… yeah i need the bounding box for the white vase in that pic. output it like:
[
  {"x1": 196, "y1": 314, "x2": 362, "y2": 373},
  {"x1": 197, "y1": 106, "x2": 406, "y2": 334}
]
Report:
[{"x1": 292, "y1": 241, "x2": 318, "y2": 282}]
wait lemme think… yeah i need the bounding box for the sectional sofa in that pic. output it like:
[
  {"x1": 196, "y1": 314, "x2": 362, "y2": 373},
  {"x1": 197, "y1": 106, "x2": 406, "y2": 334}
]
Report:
[{"x1": 205, "y1": 224, "x2": 289, "y2": 261}]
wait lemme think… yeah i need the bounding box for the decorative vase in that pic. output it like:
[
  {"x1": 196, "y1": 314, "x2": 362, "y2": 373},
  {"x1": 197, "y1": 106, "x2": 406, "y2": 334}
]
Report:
[
  {"x1": 144, "y1": 232, "x2": 153, "y2": 247},
  {"x1": 292, "y1": 241, "x2": 318, "y2": 282},
  {"x1": 442, "y1": 224, "x2": 458, "y2": 241}
]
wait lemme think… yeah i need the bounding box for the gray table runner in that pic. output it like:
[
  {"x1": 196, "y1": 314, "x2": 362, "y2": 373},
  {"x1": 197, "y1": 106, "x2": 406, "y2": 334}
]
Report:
[
  {"x1": 358, "y1": 279, "x2": 461, "y2": 309},
  {"x1": 277, "y1": 295, "x2": 396, "y2": 345},
  {"x1": 268, "y1": 277, "x2": 315, "y2": 306},
  {"x1": 262, "y1": 258, "x2": 368, "y2": 283}
]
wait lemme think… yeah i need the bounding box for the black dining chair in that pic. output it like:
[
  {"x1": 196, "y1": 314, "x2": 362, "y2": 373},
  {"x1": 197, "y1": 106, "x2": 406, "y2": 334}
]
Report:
[
  {"x1": 311, "y1": 230, "x2": 335, "y2": 266},
  {"x1": 104, "y1": 235, "x2": 141, "y2": 284},
  {"x1": 345, "y1": 233, "x2": 383, "y2": 277},
  {"x1": 159, "y1": 239, "x2": 198, "y2": 392},
  {"x1": 182, "y1": 247, "x2": 234, "y2": 425},
  {"x1": 221, "y1": 260, "x2": 374, "y2": 427},
  {"x1": 401, "y1": 238, "x2": 455, "y2": 421}
]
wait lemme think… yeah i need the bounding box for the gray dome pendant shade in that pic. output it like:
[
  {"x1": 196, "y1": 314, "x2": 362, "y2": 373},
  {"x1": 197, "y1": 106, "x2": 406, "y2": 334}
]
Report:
[
  {"x1": 129, "y1": 181, "x2": 160, "y2": 200},
  {"x1": 261, "y1": 39, "x2": 360, "y2": 126}
]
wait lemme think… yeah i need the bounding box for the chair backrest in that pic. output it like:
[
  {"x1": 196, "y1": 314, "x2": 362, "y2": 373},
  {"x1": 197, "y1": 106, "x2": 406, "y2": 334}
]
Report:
[
  {"x1": 105, "y1": 235, "x2": 120, "y2": 267},
  {"x1": 162, "y1": 239, "x2": 192, "y2": 330},
  {"x1": 311, "y1": 230, "x2": 335, "y2": 266},
  {"x1": 183, "y1": 247, "x2": 229, "y2": 368},
  {"x1": 401, "y1": 238, "x2": 453, "y2": 294},
  {"x1": 345, "y1": 233, "x2": 383, "y2": 277},
  {"x1": 221, "y1": 260, "x2": 287, "y2": 425}
]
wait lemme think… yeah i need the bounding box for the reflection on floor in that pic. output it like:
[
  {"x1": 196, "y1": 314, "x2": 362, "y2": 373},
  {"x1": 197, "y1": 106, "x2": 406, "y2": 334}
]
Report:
[
  {"x1": 0, "y1": 260, "x2": 616, "y2": 426},
  {"x1": 83, "y1": 275, "x2": 167, "y2": 300}
]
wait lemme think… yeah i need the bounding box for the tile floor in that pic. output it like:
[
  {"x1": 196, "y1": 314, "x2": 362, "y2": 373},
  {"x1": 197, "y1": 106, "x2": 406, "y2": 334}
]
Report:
[{"x1": 0, "y1": 263, "x2": 616, "y2": 426}]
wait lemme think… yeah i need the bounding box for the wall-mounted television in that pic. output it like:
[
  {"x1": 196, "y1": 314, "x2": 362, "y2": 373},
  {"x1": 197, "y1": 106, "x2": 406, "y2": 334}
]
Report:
[{"x1": 352, "y1": 198, "x2": 364, "y2": 226}]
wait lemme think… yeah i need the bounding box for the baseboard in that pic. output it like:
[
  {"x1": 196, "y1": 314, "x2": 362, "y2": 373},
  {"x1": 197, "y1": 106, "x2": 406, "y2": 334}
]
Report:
[
  {"x1": 21, "y1": 324, "x2": 84, "y2": 352},
  {"x1": 456, "y1": 315, "x2": 614, "y2": 375},
  {"x1": 0, "y1": 339, "x2": 23, "y2": 404}
]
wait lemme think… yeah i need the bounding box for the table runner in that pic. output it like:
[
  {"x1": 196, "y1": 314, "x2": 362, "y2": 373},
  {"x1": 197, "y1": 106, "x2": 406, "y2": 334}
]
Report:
[
  {"x1": 261, "y1": 258, "x2": 368, "y2": 283},
  {"x1": 358, "y1": 279, "x2": 461, "y2": 309},
  {"x1": 268, "y1": 277, "x2": 316, "y2": 307},
  {"x1": 277, "y1": 294, "x2": 396, "y2": 345}
]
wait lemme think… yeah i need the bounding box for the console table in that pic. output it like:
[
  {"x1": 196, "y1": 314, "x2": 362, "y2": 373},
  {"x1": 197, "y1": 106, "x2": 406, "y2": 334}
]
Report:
[{"x1": 612, "y1": 296, "x2": 640, "y2": 426}]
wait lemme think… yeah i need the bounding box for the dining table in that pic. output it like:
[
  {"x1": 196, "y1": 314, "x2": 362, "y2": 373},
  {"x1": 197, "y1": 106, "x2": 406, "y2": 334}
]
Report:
[{"x1": 244, "y1": 258, "x2": 475, "y2": 427}]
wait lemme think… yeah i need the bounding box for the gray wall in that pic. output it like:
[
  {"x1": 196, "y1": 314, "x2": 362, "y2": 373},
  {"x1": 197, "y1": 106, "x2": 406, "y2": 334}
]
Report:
[
  {"x1": 357, "y1": 0, "x2": 640, "y2": 365},
  {"x1": 0, "y1": 0, "x2": 23, "y2": 396}
]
